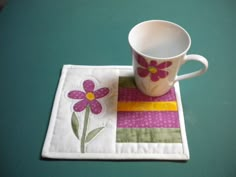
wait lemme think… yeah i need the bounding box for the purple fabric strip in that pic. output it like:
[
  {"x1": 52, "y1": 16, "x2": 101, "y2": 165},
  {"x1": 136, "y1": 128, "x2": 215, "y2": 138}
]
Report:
[
  {"x1": 118, "y1": 87, "x2": 176, "y2": 102},
  {"x1": 117, "y1": 111, "x2": 180, "y2": 128}
]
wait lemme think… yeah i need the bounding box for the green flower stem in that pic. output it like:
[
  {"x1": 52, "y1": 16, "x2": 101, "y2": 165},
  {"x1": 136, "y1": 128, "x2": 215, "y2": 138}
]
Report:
[{"x1": 80, "y1": 106, "x2": 90, "y2": 153}]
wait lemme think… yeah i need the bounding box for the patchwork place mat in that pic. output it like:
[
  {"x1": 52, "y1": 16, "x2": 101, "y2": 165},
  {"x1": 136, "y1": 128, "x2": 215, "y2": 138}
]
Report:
[{"x1": 42, "y1": 65, "x2": 189, "y2": 160}]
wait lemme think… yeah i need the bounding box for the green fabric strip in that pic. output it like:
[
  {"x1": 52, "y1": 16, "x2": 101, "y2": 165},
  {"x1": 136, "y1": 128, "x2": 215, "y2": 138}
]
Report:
[
  {"x1": 116, "y1": 128, "x2": 182, "y2": 143},
  {"x1": 119, "y1": 76, "x2": 137, "y2": 88}
]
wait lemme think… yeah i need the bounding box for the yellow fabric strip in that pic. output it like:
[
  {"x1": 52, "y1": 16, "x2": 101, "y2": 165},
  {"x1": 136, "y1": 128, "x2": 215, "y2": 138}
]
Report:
[{"x1": 117, "y1": 101, "x2": 178, "y2": 111}]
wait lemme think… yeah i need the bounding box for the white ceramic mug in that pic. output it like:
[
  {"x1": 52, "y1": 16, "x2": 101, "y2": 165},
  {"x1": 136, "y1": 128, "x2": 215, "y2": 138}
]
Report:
[{"x1": 128, "y1": 20, "x2": 208, "y2": 96}]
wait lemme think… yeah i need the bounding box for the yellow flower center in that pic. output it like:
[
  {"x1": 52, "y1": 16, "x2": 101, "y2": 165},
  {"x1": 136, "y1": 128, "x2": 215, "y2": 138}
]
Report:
[
  {"x1": 148, "y1": 66, "x2": 158, "y2": 74},
  {"x1": 86, "y1": 92, "x2": 95, "y2": 101}
]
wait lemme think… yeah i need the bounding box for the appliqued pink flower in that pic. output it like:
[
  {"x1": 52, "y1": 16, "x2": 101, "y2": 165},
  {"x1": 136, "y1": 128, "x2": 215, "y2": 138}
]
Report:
[
  {"x1": 136, "y1": 53, "x2": 172, "y2": 82},
  {"x1": 68, "y1": 80, "x2": 109, "y2": 114}
]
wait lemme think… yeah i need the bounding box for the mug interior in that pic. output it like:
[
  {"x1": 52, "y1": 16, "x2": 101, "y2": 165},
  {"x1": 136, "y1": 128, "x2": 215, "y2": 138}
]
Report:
[{"x1": 128, "y1": 20, "x2": 191, "y2": 59}]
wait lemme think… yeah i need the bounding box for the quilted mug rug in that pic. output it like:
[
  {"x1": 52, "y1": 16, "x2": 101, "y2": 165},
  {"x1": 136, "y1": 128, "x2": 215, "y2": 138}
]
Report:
[{"x1": 42, "y1": 65, "x2": 189, "y2": 160}]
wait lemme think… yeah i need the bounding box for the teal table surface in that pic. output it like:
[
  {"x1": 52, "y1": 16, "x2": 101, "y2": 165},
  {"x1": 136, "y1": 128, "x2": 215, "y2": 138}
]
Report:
[{"x1": 1, "y1": 0, "x2": 236, "y2": 177}]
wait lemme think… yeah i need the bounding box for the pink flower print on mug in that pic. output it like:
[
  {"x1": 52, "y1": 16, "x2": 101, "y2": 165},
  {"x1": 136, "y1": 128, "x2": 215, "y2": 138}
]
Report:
[{"x1": 135, "y1": 52, "x2": 172, "y2": 82}]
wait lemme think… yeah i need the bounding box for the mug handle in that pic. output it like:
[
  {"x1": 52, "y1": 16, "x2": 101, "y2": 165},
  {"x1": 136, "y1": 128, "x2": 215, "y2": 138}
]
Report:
[{"x1": 175, "y1": 54, "x2": 208, "y2": 82}]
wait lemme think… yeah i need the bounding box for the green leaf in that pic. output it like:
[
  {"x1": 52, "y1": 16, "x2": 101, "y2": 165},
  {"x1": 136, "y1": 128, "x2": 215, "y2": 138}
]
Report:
[
  {"x1": 71, "y1": 112, "x2": 79, "y2": 139},
  {"x1": 85, "y1": 127, "x2": 104, "y2": 143}
]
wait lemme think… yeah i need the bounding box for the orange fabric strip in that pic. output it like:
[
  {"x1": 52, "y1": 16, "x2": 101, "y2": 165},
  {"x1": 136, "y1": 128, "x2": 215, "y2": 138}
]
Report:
[{"x1": 117, "y1": 101, "x2": 178, "y2": 111}]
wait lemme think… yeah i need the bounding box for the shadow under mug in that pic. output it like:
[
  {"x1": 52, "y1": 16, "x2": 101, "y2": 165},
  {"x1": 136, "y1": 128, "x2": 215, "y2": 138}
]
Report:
[{"x1": 128, "y1": 20, "x2": 208, "y2": 96}]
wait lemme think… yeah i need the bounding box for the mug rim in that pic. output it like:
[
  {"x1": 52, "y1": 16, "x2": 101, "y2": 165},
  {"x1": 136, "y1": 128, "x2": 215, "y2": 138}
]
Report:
[{"x1": 128, "y1": 20, "x2": 192, "y2": 60}]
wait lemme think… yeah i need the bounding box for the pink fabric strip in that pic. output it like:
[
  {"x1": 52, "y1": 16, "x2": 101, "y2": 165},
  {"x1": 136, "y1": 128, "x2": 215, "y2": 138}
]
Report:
[
  {"x1": 117, "y1": 111, "x2": 180, "y2": 128},
  {"x1": 118, "y1": 87, "x2": 176, "y2": 102}
]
